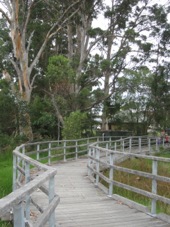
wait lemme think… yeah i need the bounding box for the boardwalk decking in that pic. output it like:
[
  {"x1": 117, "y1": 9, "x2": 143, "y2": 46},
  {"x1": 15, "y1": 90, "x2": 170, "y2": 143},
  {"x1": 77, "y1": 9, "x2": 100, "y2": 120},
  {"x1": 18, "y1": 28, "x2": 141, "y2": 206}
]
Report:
[
  {"x1": 32, "y1": 158, "x2": 169, "y2": 227},
  {"x1": 55, "y1": 158, "x2": 170, "y2": 227}
]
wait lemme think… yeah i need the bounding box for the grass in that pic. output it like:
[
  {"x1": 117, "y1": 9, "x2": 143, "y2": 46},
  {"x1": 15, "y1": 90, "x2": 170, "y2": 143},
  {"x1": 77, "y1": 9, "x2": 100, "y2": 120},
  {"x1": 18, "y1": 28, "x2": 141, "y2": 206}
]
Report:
[
  {"x1": 101, "y1": 147, "x2": 170, "y2": 215},
  {"x1": 0, "y1": 151, "x2": 13, "y2": 227},
  {"x1": 0, "y1": 152, "x2": 12, "y2": 198}
]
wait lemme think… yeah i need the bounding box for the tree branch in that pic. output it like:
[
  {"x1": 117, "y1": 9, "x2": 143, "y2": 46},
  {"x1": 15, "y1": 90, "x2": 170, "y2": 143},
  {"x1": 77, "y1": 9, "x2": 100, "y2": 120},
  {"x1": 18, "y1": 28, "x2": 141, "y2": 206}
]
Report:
[
  {"x1": 0, "y1": 8, "x2": 11, "y2": 24},
  {"x1": 10, "y1": 58, "x2": 21, "y2": 77},
  {"x1": 27, "y1": 31, "x2": 34, "y2": 52},
  {"x1": 22, "y1": 1, "x2": 35, "y2": 36},
  {"x1": 29, "y1": 1, "x2": 80, "y2": 73}
]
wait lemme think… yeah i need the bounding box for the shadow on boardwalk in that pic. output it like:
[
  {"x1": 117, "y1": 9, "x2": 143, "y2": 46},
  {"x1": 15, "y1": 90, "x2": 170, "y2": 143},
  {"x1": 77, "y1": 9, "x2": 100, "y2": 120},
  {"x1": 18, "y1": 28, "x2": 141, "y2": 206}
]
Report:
[{"x1": 37, "y1": 158, "x2": 170, "y2": 227}]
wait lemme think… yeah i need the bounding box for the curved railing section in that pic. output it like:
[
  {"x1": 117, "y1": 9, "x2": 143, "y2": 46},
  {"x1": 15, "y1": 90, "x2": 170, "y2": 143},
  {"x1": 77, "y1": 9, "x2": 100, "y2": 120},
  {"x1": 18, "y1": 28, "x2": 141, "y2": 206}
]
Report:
[
  {"x1": 0, "y1": 137, "x2": 105, "y2": 226},
  {"x1": 87, "y1": 136, "x2": 170, "y2": 224},
  {"x1": 0, "y1": 136, "x2": 169, "y2": 226}
]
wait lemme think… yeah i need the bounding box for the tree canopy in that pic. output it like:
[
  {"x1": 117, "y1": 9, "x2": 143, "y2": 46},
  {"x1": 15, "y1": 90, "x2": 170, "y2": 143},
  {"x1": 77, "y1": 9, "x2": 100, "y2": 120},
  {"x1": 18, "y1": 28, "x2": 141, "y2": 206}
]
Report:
[{"x1": 0, "y1": 0, "x2": 170, "y2": 140}]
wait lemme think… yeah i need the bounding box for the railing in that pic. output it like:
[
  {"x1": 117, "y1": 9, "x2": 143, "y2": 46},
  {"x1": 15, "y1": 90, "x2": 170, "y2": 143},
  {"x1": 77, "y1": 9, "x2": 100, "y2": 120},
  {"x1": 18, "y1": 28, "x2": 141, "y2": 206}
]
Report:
[
  {"x1": 0, "y1": 136, "x2": 110, "y2": 226},
  {"x1": 0, "y1": 136, "x2": 168, "y2": 226},
  {"x1": 0, "y1": 144, "x2": 59, "y2": 227},
  {"x1": 88, "y1": 136, "x2": 170, "y2": 224}
]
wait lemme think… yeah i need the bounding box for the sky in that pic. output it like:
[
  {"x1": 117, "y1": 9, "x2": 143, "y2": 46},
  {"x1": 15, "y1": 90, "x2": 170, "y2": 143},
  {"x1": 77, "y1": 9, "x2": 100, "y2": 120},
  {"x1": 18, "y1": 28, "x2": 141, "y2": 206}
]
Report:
[{"x1": 93, "y1": 0, "x2": 170, "y2": 29}]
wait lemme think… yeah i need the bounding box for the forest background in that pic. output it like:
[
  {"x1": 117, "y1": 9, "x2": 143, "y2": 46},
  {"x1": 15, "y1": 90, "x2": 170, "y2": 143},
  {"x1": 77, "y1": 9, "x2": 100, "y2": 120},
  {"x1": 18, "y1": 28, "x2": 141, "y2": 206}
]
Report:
[{"x1": 0, "y1": 0, "x2": 170, "y2": 151}]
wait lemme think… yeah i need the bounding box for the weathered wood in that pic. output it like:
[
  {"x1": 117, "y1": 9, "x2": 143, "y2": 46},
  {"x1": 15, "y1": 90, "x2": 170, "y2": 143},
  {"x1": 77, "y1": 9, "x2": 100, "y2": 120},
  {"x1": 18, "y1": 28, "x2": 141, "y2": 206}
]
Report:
[
  {"x1": 53, "y1": 159, "x2": 169, "y2": 227},
  {"x1": 30, "y1": 197, "x2": 44, "y2": 213},
  {"x1": 88, "y1": 139, "x2": 170, "y2": 223},
  {"x1": 1, "y1": 136, "x2": 169, "y2": 226},
  {"x1": 0, "y1": 168, "x2": 57, "y2": 218},
  {"x1": 33, "y1": 196, "x2": 60, "y2": 227}
]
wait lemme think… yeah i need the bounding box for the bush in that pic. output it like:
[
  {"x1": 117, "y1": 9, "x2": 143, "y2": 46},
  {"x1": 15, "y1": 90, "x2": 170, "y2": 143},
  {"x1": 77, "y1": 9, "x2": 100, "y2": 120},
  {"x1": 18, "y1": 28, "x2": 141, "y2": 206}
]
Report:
[{"x1": 62, "y1": 111, "x2": 87, "y2": 140}]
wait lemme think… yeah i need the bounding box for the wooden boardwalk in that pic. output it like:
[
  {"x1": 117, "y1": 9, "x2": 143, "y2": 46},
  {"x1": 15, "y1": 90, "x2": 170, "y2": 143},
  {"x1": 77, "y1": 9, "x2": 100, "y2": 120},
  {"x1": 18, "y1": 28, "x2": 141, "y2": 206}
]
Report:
[
  {"x1": 55, "y1": 158, "x2": 169, "y2": 227},
  {"x1": 32, "y1": 158, "x2": 169, "y2": 227}
]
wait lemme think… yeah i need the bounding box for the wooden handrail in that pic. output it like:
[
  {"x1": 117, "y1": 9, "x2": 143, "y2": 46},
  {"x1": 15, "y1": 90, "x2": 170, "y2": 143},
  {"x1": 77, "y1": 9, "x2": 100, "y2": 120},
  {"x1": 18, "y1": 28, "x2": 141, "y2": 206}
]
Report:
[
  {"x1": 0, "y1": 135, "x2": 166, "y2": 226},
  {"x1": 88, "y1": 136, "x2": 170, "y2": 223}
]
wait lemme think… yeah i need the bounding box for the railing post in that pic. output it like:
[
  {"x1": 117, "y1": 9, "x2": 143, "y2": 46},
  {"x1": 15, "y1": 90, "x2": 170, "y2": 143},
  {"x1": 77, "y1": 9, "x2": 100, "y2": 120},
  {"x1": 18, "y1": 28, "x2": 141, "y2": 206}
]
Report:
[
  {"x1": 13, "y1": 153, "x2": 17, "y2": 191},
  {"x1": 106, "y1": 142, "x2": 109, "y2": 162},
  {"x1": 114, "y1": 142, "x2": 117, "y2": 152},
  {"x1": 37, "y1": 144, "x2": 40, "y2": 160},
  {"x1": 95, "y1": 148, "x2": 100, "y2": 186},
  {"x1": 13, "y1": 202, "x2": 25, "y2": 227},
  {"x1": 64, "y1": 141, "x2": 66, "y2": 162},
  {"x1": 156, "y1": 138, "x2": 159, "y2": 152},
  {"x1": 151, "y1": 160, "x2": 158, "y2": 215},
  {"x1": 25, "y1": 161, "x2": 30, "y2": 221},
  {"x1": 22, "y1": 146, "x2": 25, "y2": 169},
  {"x1": 88, "y1": 146, "x2": 92, "y2": 176},
  {"x1": 148, "y1": 138, "x2": 151, "y2": 154},
  {"x1": 108, "y1": 152, "x2": 114, "y2": 196},
  {"x1": 48, "y1": 142, "x2": 51, "y2": 165},
  {"x1": 49, "y1": 175, "x2": 56, "y2": 227},
  {"x1": 109, "y1": 136, "x2": 112, "y2": 148},
  {"x1": 129, "y1": 137, "x2": 132, "y2": 153},
  {"x1": 75, "y1": 141, "x2": 78, "y2": 160},
  {"x1": 122, "y1": 140, "x2": 124, "y2": 152},
  {"x1": 139, "y1": 137, "x2": 141, "y2": 153},
  {"x1": 87, "y1": 138, "x2": 90, "y2": 154}
]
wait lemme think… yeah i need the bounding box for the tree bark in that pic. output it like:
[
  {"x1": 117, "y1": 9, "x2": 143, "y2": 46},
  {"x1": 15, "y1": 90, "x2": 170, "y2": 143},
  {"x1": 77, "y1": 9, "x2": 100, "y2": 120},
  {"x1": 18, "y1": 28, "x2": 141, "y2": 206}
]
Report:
[{"x1": 0, "y1": 0, "x2": 81, "y2": 140}]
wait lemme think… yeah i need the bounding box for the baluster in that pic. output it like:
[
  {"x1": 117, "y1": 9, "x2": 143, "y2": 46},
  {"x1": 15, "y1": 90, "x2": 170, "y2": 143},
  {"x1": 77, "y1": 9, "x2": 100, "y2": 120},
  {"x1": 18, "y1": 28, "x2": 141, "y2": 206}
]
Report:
[
  {"x1": 122, "y1": 140, "x2": 124, "y2": 152},
  {"x1": 95, "y1": 148, "x2": 100, "y2": 186},
  {"x1": 48, "y1": 142, "x2": 51, "y2": 165},
  {"x1": 64, "y1": 141, "x2": 66, "y2": 162},
  {"x1": 37, "y1": 144, "x2": 40, "y2": 160},
  {"x1": 25, "y1": 161, "x2": 30, "y2": 221},
  {"x1": 114, "y1": 142, "x2": 117, "y2": 151},
  {"x1": 139, "y1": 137, "x2": 141, "y2": 153},
  {"x1": 156, "y1": 138, "x2": 159, "y2": 152},
  {"x1": 148, "y1": 138, "x2": 151, "y2": 154},
  {"x1": 88, "y1": 147, "x2": 92, "y2": 176},
  {"x1": 87, "y1": 138, "x2": 90, "y2": 153},
  {"x1": 151, "y1": 160, "x2": 158, "y2": 215},
  {"x1": 129, "y1": 137, "x2": 132, "y2": 153},
  {"x1": 106, "y1": 142, "x2": 109, "y2": 161},
  {"x1": 109, "y1": 136, "x2": 112, "y2": 148},
  {"x1": 49, "y1": 176, "x2": 56, "y2": 227},
  {"x1": 75, "y1": 141, "x2": 78, "y2": 160},
  {"x1": 108, "y1": 152, "x2": 114, "y2": 196},
  {"x1": 13, "y1": 202, "x2": 25, "y2": 227},
  {"x1": 22, "y1": 146, "x2": 25, "y2": 169},
  {"x1": 13, "y1": 154, "x2": 17, "y2": 191}
]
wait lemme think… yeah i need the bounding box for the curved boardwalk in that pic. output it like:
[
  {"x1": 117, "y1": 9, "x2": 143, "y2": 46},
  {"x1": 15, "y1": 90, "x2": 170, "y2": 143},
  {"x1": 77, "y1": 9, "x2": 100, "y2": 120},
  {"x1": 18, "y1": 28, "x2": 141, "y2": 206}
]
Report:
[{"x1": 51, "y1": 158, "x2": 169, "y2": 227}]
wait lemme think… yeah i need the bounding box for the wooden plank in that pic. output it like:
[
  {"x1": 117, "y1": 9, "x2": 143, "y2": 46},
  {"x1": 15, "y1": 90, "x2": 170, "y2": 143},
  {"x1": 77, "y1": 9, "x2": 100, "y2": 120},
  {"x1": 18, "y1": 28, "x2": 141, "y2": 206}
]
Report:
[{"x1": 49, "y1": 159, "x2": 170, "y2": 227}]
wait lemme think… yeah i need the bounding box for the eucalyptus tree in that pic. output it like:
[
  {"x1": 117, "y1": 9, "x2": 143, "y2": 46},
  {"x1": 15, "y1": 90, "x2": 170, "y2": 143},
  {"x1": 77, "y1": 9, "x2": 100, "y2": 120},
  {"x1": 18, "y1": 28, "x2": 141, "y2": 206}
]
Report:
[
  {"x1": 40, "y1": 0, "x2": 105, "y2": 135},
  {"x1": 0, "y1": 0, "x2": 81, "y2": 140},
  {"x1": 94, "y1": 0, "x2": 170, "y2": 130},
  {"x1": 149, "y1": 65, "x2": 170, "y2": 129},
  {"x1": 114, "y1": 67, "x2": 151, "y2": 125}
]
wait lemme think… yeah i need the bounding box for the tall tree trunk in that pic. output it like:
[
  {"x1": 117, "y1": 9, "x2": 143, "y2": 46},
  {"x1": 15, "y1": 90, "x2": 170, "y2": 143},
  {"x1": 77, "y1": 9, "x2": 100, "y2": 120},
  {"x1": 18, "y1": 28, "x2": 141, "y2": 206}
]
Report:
[
  {"x1": 67, "y1": 0, "x2": 92, "y2": 97},
  {"x1": 1, "y1": 0, "x2": 80, "y2": 140},
  {"x1": 101, "y1": 0, "x2": 115, "y2": 131}
]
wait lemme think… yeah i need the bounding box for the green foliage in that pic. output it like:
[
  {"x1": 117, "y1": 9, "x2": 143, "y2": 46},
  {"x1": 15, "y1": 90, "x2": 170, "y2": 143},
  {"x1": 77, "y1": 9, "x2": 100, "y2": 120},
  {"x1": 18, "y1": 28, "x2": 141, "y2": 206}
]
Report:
[
  {"x1": 100, "y1": 59, "x2": 110, "y2": 71},
  {"x1": 0, "y1": 80, "x2": 18, "y2": 135},
  {"x1": 47, "y1": 55, "x2": 75, "y2": 83},
  {"x1": 87, "y1": 27, "x2": 103, "y2": 38},
  {"x1": 62, "y1": 111, "x2": 88, "y2": 140},
  {"x1": 149, "y1": 66, "x2": 170, "y2": 128},
  {"x1": 30, "y1": 96, "x2": 57, "y2": 138}
]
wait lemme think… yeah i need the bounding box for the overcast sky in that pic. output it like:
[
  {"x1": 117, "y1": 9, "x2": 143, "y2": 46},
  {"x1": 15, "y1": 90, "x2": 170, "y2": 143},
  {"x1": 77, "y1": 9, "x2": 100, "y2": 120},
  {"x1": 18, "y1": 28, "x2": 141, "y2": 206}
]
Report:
[{"x1": 93, "y1": 0, "x2": 170, "y2": 29}]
